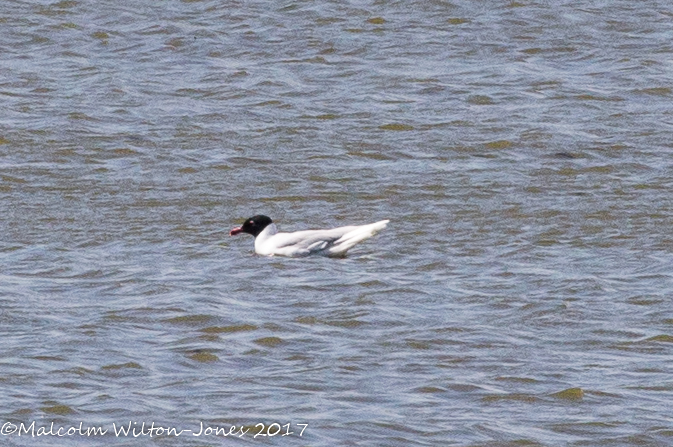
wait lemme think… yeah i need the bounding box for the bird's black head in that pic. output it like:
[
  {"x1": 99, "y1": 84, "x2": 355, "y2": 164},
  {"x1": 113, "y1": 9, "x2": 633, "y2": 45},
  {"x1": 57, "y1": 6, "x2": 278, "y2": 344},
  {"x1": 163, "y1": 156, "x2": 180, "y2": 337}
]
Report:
[{"x1": 230, "y1": 215, "x2": 273, "y2": 238}]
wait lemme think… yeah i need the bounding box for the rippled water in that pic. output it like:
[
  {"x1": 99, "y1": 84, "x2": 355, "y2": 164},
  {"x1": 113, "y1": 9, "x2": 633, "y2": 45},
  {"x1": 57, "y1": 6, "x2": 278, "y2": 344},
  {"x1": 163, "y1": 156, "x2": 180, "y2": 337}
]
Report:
[{"x1": 2, "y1": 1, "x2": 673, "y2": 446}]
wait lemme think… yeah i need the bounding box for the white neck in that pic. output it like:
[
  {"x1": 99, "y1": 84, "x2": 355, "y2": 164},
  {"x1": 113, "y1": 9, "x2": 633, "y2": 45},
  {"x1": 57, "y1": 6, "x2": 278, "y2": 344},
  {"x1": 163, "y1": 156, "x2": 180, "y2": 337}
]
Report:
[{"x1": 254, "y1": 223, "x2": 277, "y2": 249}]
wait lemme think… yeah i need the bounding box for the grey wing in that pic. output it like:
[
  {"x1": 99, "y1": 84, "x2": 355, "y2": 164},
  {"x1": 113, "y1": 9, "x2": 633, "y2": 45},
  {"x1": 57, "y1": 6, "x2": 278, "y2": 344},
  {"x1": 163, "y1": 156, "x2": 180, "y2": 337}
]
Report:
[{"x1": 273, "y1": 227, "x2": 357, "y2": 254}]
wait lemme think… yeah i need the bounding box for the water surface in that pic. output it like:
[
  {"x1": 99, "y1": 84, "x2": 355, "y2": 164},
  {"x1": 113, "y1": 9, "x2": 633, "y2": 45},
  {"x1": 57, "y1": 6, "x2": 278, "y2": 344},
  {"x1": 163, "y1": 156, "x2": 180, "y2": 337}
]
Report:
[{"x1": 1, "y1": 1, "x2": 673, "y2": 446}]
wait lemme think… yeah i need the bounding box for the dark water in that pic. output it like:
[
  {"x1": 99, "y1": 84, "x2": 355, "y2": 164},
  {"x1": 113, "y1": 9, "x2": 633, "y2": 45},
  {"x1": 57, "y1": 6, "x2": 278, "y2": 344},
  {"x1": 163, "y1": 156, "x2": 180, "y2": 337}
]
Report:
[{"x1": 2, "y1": 1, "x2": 673, "y2": 446}]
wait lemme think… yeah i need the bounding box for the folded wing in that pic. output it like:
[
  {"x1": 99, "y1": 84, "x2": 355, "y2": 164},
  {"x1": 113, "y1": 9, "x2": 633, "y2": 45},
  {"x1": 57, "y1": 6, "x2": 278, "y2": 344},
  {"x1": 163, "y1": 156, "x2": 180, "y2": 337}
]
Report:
[{"x1": 268, "y1": 220, "x2": 389, "y2": 257}]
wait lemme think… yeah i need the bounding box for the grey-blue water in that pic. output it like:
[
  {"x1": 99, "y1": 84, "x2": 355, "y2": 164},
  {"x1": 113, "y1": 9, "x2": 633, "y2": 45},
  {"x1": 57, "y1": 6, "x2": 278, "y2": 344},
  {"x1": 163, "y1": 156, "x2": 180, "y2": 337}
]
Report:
[{"x1": 2, "y1": 1, "x2": 673, "y2": 445}]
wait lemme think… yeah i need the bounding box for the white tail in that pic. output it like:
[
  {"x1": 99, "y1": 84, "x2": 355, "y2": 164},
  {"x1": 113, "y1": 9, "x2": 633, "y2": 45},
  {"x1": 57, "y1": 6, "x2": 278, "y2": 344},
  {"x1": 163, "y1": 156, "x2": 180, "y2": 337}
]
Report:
[{"x1": 325, "y1": 220, "x2": 389, "y2": 257}]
